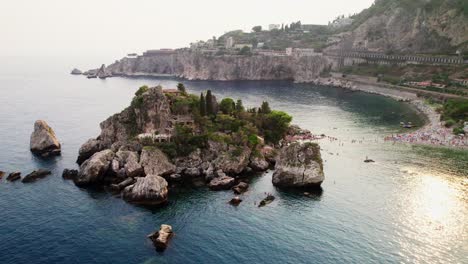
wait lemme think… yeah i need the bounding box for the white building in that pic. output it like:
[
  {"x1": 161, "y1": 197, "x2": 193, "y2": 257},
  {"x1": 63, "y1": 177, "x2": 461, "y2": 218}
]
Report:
[
  {"x1": 269, "y1": 24, "x2": 281, "y2": 31},
  {"x1": 234, "y1": 44, "x2": 253, "y2": 50},
  {"x1": 225, "y1": 37, "x2": 234, "y2": 49}
]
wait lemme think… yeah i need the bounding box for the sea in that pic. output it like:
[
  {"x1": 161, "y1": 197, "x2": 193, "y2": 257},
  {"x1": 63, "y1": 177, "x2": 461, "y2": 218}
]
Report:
[{"x1": 0, "y1": 55, "x2": 466, "y2": 264}]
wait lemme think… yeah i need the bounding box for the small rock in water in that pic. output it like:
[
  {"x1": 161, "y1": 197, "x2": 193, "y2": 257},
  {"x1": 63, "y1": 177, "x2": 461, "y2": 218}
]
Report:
[
  {"x1": 304, "y1": 192, "x2": 311, "y2": 197},
  {"x1": 208, "y1": 175, "x2": 235, "y2": 191},
  {"x1": 0, "y1": 171, "x2": 5, "y2": 179},
  {"x1": 22, "y1": 169, "x2": 52, "y2": 183},
  {"x1": 7, "y1": 172, "x2": 21, "y2": 182},
  {"x1": 229, "y1": 196, "x2": 243, "y2": 206},
  {"x1": 148, "y1": 224, "x2": 173, "y2": 251},
  {"x1": 62, "y1": 169, "x2": 79, "y2": 180},
  {"x1": 232, "y1": 182, "x2": 249, "y2": 194},
  {"x1": 70, "y1": 68, "x2": 82, "y2": 75},
  {"x1": 258, "y1": 195, "x2": 275, "y2": 207},
  {"x1": 30, "y1": 120, "x2": 61, "y2": 157}
]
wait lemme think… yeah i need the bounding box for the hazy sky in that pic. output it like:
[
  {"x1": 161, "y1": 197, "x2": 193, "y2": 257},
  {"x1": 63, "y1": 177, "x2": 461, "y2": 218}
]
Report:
[{"x1": 1, "y1": 0, "x2": 374, "y2": 58}]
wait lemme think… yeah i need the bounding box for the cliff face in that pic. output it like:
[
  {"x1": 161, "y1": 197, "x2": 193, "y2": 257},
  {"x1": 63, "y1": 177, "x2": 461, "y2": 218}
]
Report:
[
  {"x1": 331, "y1": 0, "x2": 468, "y2": 53},
  {"x1": 105, "y1": 52, "x2": 331, "y2": 82}
]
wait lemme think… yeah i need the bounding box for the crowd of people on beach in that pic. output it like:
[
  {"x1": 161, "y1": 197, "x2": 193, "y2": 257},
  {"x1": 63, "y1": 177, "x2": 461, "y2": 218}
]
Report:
[{"x1": 384, "y1": 100, "x2": 468, "y2": 149}]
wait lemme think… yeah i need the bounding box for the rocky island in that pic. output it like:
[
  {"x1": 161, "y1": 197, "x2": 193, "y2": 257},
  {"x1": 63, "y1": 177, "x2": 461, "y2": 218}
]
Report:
[{"x1": 69, "y1": 84, "x2": 324, "y2": 206}]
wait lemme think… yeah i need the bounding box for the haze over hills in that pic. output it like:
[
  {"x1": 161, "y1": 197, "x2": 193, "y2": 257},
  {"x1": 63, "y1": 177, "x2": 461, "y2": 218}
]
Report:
[{"x1": 214, "y1": 0, "x2": 468, "y2": 55}]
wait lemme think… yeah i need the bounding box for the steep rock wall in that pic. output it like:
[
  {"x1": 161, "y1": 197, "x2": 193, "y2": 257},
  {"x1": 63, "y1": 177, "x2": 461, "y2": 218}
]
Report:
[{"x1": 104, "y1": 52, "x2": 332, "y2": 82}]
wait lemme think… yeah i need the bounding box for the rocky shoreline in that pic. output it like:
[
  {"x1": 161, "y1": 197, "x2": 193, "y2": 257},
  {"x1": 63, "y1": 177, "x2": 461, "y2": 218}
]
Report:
[{"x1": 66, "y1": 85, "x2": 325, "y2": 207}]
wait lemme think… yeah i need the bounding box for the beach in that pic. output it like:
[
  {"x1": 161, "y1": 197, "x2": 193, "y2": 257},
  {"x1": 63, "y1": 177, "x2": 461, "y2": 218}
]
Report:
[{"x1": 313, "y1": 77, "x2": 468, "y2": 149}]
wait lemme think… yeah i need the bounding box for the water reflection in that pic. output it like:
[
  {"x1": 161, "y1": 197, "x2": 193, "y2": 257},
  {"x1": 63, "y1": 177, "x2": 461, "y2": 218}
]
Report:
[{"x1": 396, "y1": 168, "x2": 467, "y2": 263}]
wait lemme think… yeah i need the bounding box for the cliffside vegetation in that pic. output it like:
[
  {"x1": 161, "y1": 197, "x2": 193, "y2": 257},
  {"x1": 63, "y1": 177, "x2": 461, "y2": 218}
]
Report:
[
  {"x1": 439, "y1": 99, "x2": 468, "y2": 134},
  {"x1": 148, "y1": 86, "x2": 293, "y2": 159}
]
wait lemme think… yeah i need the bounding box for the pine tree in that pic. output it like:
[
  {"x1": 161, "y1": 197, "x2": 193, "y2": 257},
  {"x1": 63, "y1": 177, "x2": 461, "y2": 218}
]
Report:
[
  {"x1": 236, "y1": 99, "x2": 244, "y2": 112},
  {"x1": 261, "y1": 101, "x2": 271, "y2": 114},
  {"x1": 177, "y1": 83, "x2": 187, "y2": 95},
  {"x1": 200, "y1": 93, "x2": 206, "y2": 116},
  {"x1": 206, "y1": 90, "x2": 214, "y2": 115}
]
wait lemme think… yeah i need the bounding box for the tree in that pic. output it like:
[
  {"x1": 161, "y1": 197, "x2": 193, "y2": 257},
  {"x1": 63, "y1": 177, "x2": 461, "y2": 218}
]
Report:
[
  {"x1": 239, "y1": 46, "x2": 252, "y2": 56},
  {"x1": 252, "y1": 25, "x2": 262, "y2": 33},
  {"x1": 260, "y1": 101, "x2": 271, "y2": 114},
  {"x1": 200, "y1": 93, "x2": 206, "y2": 116},
  {"x1": 235, "y1": 99, "x2": 245, "y2": 113},
  {"x1": 177, "y1": 83, "x2": 187, "y2": 95},
  {"x1": 263, "y1": 110, "x2": 292, "y2": 144},
  {"x1": 206, "y1": 90, "x2": 214, "y2": 116},
  {"x1": 220, "y1": 98, "x2": 235, "y2": 115}
]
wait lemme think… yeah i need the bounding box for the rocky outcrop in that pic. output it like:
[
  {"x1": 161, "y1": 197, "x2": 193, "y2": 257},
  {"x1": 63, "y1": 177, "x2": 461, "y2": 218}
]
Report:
[
  {"x1": 109, "y1": 177, "x2": 135, "y2": 192},
  {"x1": 232, "y1": 182, "x2": 249, "y2": 194},
  {"x1": 208, "y1": 175, "x2": 235, "y2": 191},
  {"x1": 74, "y1": 149, "x2": 115, "y2": 187},
  {"x1": 272, "y1": 142, "x2": 324, "y2": 188},
  {"x1": 212, "y1": 146, "x2": 251, "y2": 175},
  {"x1": 22, "y1": 169, "x2": 52, "y2": 183},
  {"x1": 30, "y1": 120, "x2": 61, "y2": 157},
  {"x1": 71, "y1": 68, "x2": 82, "y2": 75},
  {"x1": 122, "y1": 175, "x2": 168, "y2": 205},
  {"x1": 111, "y1": 150, "x2": 143, "y2": 178},
  {"x1": 140, "y1": 147, "x2": 175, "y2": 177},
  {"x1": 77, "y1": 138, "x2": 103, "y2": 165},
  {"x1": 249, "y1": 154, "x2": 269, "y2": 172},
  {"x1": 7, "y1": 172, "x2": 21, "y2": 182},
  {"x1": 148, "y1": 224, "x2": 173, "y2": 251},
  {"x1": 97, "y1": 87, "x2": 171, "y2": 148}
]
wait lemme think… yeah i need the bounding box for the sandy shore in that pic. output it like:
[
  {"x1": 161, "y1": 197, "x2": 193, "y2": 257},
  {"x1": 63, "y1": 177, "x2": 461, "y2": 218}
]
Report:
[{"x1": 312, "y1": 77, "x2": 468, "y2": 149}]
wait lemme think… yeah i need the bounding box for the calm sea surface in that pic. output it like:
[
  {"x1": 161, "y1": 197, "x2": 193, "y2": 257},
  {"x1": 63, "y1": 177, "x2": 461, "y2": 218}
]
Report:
[{"x1": 0, "y1": 56, "x2": 467, "y2": 264}]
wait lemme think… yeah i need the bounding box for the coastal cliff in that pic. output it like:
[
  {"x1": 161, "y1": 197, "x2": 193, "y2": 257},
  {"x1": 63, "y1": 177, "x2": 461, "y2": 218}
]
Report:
[{"x1": 104, "y1": 51, "x2": 331, "y2": 82}]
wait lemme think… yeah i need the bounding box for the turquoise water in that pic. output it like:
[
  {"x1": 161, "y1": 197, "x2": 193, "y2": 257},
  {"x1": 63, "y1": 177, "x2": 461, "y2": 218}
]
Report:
[{"x1": 0, "y1": 57, "x2": 466, "y2": 264}]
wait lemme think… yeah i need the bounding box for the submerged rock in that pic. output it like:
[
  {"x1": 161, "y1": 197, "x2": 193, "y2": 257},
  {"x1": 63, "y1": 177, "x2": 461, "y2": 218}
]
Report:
[
  {"x1": 148, "y1": 224, "x2": 173, "y2": 251},
  {"x1": 272, "y1": 142, "x2": 324, "y2": 188},
  {"x1": 122, "y1": 175, "x2": 168, "y2": 206},
  {"x1": 208, "y1": 175, "x2": 235, "y2": 191},
  {"x1": 109, "y1": 177, "x2": 135, "y2": 192},
  {"x1": 74, "y1": 149, "x2": 115, "y2": 187},
  {"x1": 30, "y1": 120, "x2": 61, "y2": 157},
  {"x1": 62, "y1": 169, "x2": 79, "y2": 180},
  {"x1": 229, "y1": 196, "x2": 243, "y2": 206},
  {"x1": 22, "y1": 169, "x2": 52, "y2": 183},
  {"x1": 232, "y1": 182, "x2": 249, "y2": 194},
  {"x1": 7, "y1": 172, "x2": 21, "y2": 182}
]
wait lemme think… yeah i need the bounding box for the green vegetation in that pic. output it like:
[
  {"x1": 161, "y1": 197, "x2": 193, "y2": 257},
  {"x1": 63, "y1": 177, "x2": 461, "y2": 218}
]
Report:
[
  {"x1": 177, "y1": 83, "x2": 187, "y2": 95},
  {"x1": 238, "y1": 46, "x2": 252, "y2": 56},
  {"x1": 439, "y1": 99, "x2": 468, "y2": 134},
  {"x1": 219, "y1": 98, "x2": 236, "y2": 115},
  {"x1": 141, "y1": 89, "x2": 294, "y2": 158},
  {"x1": 131, "y1": 85, "x2": 149, "y2": 109}
]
